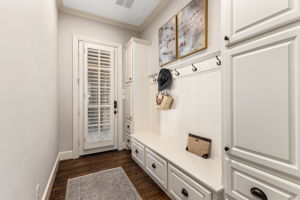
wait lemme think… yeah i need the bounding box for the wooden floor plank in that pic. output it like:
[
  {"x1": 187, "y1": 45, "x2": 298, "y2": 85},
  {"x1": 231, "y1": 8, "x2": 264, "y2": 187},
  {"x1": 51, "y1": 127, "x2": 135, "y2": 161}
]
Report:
[{"x1": 49, "y1": 150, "x2": 170, "y2": 200}]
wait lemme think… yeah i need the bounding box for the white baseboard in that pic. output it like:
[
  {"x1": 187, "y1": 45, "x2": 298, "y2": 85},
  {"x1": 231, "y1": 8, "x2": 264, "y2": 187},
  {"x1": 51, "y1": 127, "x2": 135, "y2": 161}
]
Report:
[
  {"x1": 41, "y1": 154, "x2": 60, "y2": 200},
  {"x1": 41, "y1": 150, "x2": 73, "y2": 200},
  {"x1": 59, "y1": 150, "x2": 73, "y2": 161}
]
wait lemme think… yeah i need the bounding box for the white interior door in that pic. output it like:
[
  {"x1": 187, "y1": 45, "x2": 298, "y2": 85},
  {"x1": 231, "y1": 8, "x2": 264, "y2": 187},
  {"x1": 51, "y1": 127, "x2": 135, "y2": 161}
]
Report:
[{"x1": 79, "y1": 41, "x2": 117, "y2": 155}]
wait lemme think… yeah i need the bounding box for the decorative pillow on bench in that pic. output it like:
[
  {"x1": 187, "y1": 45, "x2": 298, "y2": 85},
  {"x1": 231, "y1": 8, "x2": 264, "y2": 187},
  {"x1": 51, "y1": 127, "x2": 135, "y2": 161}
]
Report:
[{"x1": 186, "y1": 134, "x2": 211, "y2": 159}]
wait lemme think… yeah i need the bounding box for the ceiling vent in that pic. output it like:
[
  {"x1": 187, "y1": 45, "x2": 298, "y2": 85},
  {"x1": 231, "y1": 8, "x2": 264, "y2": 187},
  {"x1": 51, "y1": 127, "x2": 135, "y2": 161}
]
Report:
[{"x1": 116, "y1": 0, "x2": 135, "y2": 8}]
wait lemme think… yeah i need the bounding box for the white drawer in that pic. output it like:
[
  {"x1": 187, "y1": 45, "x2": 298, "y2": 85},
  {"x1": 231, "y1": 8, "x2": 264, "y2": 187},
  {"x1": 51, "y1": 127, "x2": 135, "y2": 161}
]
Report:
[
  {"x1": 168, "y1": 164, "x2": 211, "y2": 200},
  {"x1": 125, "y1": 120, "x2": 132, "y2": 133},
  {"x1": 125, "y1": 133, "x2": 131, "y2": 148},
  {"x1": 131, "y1": 140, "x2": 145, "y2": 167},
  {"x1": 145, "y1": 148, "x2": 167, "y2": 189},
  {"x1": 225, "y1": 159, "x2": 300, "y2": 200}
]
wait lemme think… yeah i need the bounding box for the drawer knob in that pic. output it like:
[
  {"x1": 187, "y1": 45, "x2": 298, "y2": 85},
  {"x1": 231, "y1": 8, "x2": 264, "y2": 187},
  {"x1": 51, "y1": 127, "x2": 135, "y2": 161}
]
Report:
[
  {"x1": 224, "y1": 36, "x2": 230, "y2": 41},
  {"x1": 250, "y1": 187, "x2": 267, "y2": 200},
  {"x1": 127, "y1": 125, "x2": 130, "y2": 129},
  {"x1": 127, "y1": 139, "x2": 130, "y2": 143},
  {"x1": 224, "y1": 146, "x2": 230, "y2": 152},
  {"x1": 181, "y1": 188, "x2": 188, "y2": 197},
  {"x1": 152, "y1": 163, "x2": 156, "y2": 169},
  {"x1": 135, "y1": 149, "x2": 138, "y2": 154}
]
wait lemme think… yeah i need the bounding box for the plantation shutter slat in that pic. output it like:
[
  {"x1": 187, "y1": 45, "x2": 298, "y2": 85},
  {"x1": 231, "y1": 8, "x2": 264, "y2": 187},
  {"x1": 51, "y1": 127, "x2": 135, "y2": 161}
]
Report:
[{"x1": 83, "y1": 43, "x2": 115, "y2": 150}]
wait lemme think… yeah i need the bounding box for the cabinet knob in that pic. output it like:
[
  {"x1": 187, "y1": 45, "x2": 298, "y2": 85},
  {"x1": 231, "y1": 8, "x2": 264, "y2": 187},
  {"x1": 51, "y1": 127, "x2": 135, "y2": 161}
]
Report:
[
  {"x1": 127, "y1": 125, "x2": 130, "y2": 129},
  {"x1": 181, "y1": 188, "x2": 188, "y2": 197},
  {"x1": 250, "y1": 187, "x2": 268, "y2": 200},
  {"x1": 135, "y1": 149, "x2": 138, "y2": 154},
  {"x1": 224, "y1": 36, "x2": 230, "y2": 41},
  {"x1": 127, "y1": 139, "x2": 130, "y2": 143},
  {"x1": 224, "y1": 146, "x2": 230, "y2": 152},
  {"x1": 152, "y1": 163, "x2": 156, "y2": 169}
]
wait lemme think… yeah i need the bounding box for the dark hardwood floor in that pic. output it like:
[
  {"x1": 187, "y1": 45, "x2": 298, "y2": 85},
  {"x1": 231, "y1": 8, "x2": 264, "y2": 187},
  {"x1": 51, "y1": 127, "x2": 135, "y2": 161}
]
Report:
[{"x1": 50, "y1": 150, "x2": 170, "y2": 200}]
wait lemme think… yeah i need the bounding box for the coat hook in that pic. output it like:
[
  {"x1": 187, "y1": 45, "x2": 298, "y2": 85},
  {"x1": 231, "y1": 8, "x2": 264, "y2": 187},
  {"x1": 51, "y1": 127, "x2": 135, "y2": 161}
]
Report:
[
  {"x1": 192, "y1": 64, "x2": 197, "y2": 72},
  {"x1": 174, "y1": 69, "x2": 180, "y2": 76},
  {"x1": 216, "y1": 56, "x2": 221, "y2": 66}
]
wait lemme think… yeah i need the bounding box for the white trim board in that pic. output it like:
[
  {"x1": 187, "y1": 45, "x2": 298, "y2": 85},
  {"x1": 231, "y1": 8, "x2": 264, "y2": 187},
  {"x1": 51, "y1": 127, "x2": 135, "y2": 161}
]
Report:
[
  {"x1": 41, "y1": 151, "x2": 75, "y2": 200},
  {"x1": 56, "y1": 0, "x2": 170, "y2": 32},
  {"x1": 59, "y1": 150, "x2": 73, "y2": 161},
  {"x1": 41, "y1": 154, "x2": 60, "y2": 200},
  {"x1": 72, "y1": 35, "x2": 124, "y2": 159}
]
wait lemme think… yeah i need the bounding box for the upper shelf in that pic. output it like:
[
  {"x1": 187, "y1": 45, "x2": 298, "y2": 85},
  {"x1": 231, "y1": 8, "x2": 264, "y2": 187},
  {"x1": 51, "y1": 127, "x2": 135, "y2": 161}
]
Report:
[{"x1": 148, "y1": 50, "x2": 221, "y2": 78}]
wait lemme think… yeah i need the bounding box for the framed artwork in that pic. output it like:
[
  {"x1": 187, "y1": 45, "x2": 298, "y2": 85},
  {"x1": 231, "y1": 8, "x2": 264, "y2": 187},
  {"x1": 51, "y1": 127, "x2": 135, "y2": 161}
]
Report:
[
  {"x1": 159, "y1": 16, "x2": 177, "y2": 66},
  {"x1": 177, "y1": 0, "x2": 208, "y2": 58}
]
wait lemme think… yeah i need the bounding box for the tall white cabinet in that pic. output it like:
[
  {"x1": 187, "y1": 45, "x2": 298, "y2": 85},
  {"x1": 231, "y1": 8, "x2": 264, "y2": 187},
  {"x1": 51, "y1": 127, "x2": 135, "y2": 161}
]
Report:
[
  {"x1": 222, "y1": 1, "x2": 300, "y2": 199},
  {"x1": 124, "y1": 38, "x2": 151, "y2": 148}
]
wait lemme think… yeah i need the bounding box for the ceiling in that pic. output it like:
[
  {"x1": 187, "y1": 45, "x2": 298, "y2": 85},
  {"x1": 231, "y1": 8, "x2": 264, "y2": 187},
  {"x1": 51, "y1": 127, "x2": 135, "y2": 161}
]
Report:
[{"x1": 58, "y1": 0, "x2": 169, "y2": 31}]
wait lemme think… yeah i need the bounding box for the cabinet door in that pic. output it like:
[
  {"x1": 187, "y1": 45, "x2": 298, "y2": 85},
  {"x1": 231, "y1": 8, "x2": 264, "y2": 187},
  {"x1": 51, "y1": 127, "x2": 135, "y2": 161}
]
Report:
[
  {"x1": 125, "y1": 44, "x2": 133, "y2": 83},
  {"x1": 125, "y1": 83, "x2": 132, "y2": 120},
  {"x1": 224, "y1": 25, "x2": 300, "y2": 177},
  {"x1": 222, "y1": 0, "x2": 300, "y2": 45}
]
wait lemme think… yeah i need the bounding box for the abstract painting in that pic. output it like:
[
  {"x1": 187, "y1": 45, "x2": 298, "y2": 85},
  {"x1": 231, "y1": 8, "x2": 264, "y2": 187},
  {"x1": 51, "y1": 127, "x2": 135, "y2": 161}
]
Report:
[
  {"x1": 159, "y1": 16, "x2": 177, "y2": 66},
  {"x1": 177, "y1": 0, "x2": 207, "y2": 58}
]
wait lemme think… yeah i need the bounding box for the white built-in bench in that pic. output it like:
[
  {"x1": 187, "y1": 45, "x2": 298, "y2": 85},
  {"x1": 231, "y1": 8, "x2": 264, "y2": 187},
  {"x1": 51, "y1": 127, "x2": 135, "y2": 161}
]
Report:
[{"x1": 130, "y1": 132, "x2": 224, "y2": 200}]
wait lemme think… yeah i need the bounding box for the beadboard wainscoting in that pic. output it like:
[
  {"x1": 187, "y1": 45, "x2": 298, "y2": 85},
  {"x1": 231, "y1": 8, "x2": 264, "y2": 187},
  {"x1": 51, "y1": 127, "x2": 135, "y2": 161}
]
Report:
[{"x1": 150, "y1": 58, "x2": 222, "y2": 159}]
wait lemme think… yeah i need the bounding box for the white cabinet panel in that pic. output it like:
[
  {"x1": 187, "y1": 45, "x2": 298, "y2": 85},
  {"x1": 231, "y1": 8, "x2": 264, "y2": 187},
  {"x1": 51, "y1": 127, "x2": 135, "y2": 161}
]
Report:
[
  {"x1": 125, "y1": 44, "x2": 133, "y2": 83},
  {"x1": 225, "y1": 159, "x2": 300, "y2": 200},
  {"x1": 131, "y1": 140, "x2": 145, "y2": 167},
  {"x1": 145, "y1": 148, "x2": 167, "y2": 189},
  {"x1": 125, "y1": 83, "x2": 132, "y2": 120},
  {"x1": 222, "y1": 0, "x2": 300, "y2": 44},
  {"x1": 125, "y1": 119, "x2": 132, "y2": 133},
  {"x1": 168, "y1": 164, "x2": 212, "y2": 200},
  {"x1": 125, "y1": 133, "x2": 131, "y2": 148},
  {"x1": 224, "y1": 26, "x2": 300, "y2": 177}
]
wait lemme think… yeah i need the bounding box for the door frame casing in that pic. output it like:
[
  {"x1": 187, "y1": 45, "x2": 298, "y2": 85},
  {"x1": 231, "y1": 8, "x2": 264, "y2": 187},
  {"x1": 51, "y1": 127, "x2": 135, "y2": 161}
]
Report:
[{"x1": 72, "y1": 34, "x2": 123, "y2": 159}]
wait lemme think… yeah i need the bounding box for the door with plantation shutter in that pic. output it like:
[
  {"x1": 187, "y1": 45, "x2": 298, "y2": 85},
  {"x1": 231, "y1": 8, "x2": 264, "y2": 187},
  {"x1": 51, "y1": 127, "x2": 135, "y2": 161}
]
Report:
[{"x1": 80, "y1": 42, "x2": 117, "y2": 152}]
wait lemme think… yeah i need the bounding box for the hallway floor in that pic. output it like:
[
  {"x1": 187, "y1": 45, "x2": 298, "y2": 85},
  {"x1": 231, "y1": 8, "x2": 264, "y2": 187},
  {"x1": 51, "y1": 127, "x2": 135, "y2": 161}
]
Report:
[{"x1": 50, "y1": 150, "x2": 170, "y2": 200}]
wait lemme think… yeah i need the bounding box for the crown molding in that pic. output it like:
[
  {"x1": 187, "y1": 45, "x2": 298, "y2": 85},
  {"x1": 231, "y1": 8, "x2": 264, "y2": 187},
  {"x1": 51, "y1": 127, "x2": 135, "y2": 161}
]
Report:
[
  {"x1": 125, "y1": 37, "x2": 152, "y2": 48},
  {"x1": 139, "y1": 0, "x2": 170, "y2": 31},
  {"x1": 57, "y1": 0, "x2": 170, "y2": 32}
]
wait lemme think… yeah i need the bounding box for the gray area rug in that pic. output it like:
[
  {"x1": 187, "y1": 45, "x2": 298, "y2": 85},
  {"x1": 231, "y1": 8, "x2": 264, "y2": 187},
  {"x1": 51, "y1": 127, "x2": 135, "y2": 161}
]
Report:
[{"x1": 65, "y1": 167, "x2": 142, "y2": 200}]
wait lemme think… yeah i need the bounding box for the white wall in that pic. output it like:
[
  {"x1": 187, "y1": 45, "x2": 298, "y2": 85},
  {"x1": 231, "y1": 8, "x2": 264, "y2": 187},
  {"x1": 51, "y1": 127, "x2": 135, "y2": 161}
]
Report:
[
  {"x1": 0, "y1": 0, "x2": 59, "y2": 199},
  {"x1": 141, "y1": 0, "x2": 222, "y2": 158},
  {"x1": 160, "y1": 68, "x2": 221, "y2": 158},
  {"x1": 141, "y1": 0, "x2": 221, "y2": 75},
  {"x1": 58, "y1": 12, "x2": 139, "y2": 151}
]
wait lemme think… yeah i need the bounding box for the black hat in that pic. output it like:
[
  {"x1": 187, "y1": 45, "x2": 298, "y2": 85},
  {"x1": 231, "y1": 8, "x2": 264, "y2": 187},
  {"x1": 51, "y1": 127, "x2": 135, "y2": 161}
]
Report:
[{"x1": 157, "y1": 68, "x2": 172, "y2": 91}]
